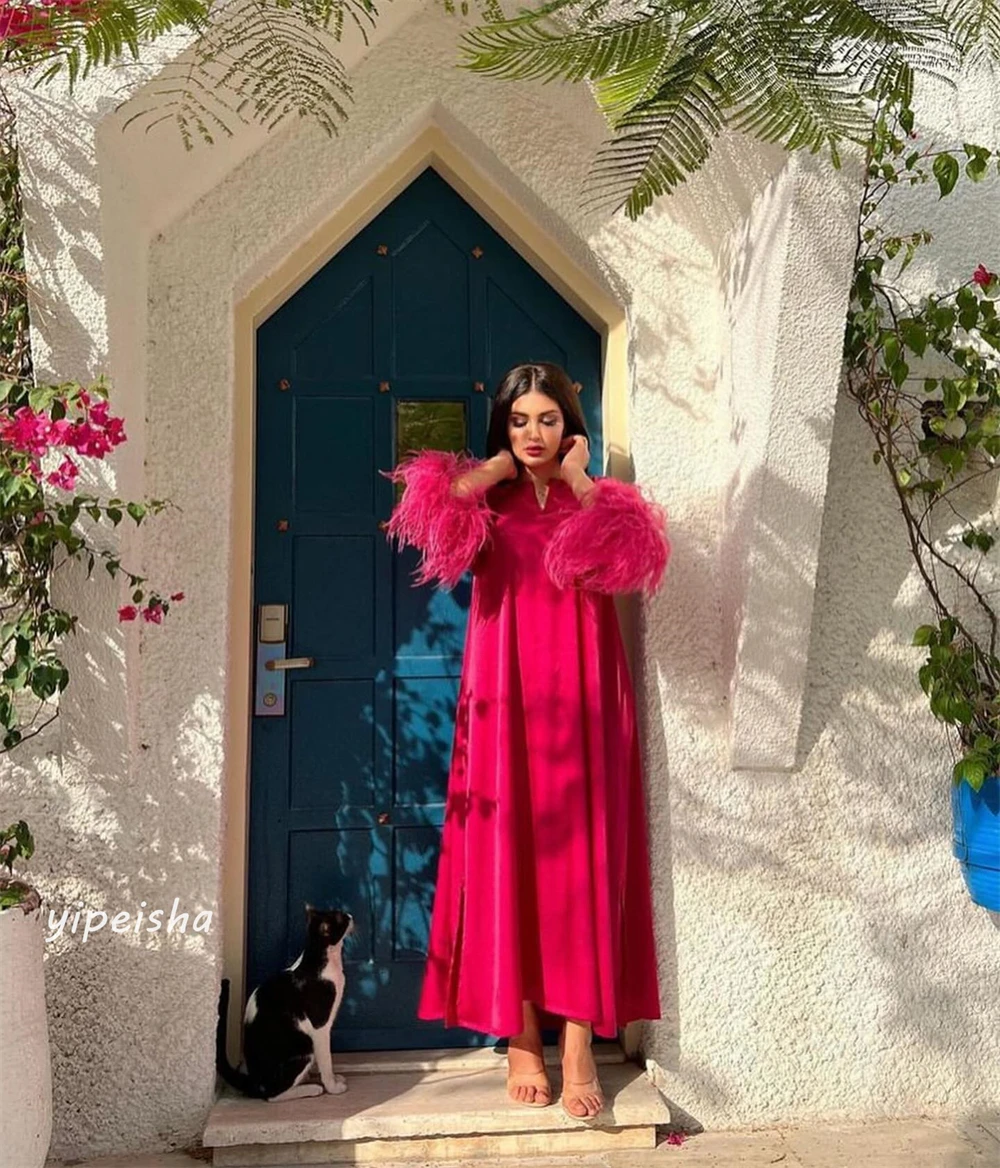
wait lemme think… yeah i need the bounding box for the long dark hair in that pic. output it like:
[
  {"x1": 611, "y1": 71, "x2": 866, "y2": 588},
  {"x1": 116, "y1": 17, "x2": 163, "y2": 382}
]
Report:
[{"x1": 485, "y1": 363, "x2": 589, "y2": 476}]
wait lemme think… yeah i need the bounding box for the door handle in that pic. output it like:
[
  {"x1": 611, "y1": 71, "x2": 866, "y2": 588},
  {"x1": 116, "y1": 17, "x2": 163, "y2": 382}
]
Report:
[
  {"x1": 265, "y1": 657, "x2": 315, "y2": 671},
  {"x1": 255, "y1": 604, "x2": 312, "y2": 716}
]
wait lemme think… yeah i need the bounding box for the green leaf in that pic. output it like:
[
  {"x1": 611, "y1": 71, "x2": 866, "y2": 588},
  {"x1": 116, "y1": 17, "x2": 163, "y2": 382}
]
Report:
[
  {"x1": 932, "y1": 152, "x2": 959, "y2": 197},
  {"x1": 912, "y1": 625, "x2": 936, "y2": 646},
  {"x1": 0, "y1": 885, "x2": 29, "y2": 910},
  {"x1": 966, "y1": 155, "x2": 988, "y2": 182},
  {"x1": 899, "y1": 319, "x2": 927, "y2": 357},
  {"x1": 955, "y1": 757, "x2": 987, "y2": 790}
]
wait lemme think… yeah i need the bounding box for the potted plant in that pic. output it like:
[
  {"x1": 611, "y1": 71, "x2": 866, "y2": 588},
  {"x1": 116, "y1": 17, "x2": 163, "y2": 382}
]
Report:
[{"x1": 843, "y1": 95, "x2": 1000, "y2": 909}]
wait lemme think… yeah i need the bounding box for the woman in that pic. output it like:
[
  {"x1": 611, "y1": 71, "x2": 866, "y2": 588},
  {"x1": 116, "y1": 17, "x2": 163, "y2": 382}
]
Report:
[{"x1": 382, "y1": 362, "x2": 670, "y2": 1120}]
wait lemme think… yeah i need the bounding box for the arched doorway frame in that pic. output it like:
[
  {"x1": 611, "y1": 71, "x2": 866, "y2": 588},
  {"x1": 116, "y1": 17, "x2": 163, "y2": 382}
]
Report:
[{"x1": 223, "y1": 122, "x2": 635, "y2": 1060}]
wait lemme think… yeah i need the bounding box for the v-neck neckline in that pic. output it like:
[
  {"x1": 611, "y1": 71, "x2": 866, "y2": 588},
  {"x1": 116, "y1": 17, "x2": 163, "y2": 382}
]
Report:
[{"x1": 520, "y1": 475, "x2": 557, "y2": 512}]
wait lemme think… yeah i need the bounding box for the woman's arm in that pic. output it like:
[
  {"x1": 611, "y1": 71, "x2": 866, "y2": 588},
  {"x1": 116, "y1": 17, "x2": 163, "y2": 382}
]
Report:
[
  {"x1": 380, "y1": 449, "x2": 512, "y2": 590},
  {"x1": 451, "y1": 451, "x2": 516, "y2": 497},
  {"x1": 560, "y1": 462, "x2": 598, "y2": 508},
  {"x1": 544, "y1": 475, "x2": 671, "y2": 598}
]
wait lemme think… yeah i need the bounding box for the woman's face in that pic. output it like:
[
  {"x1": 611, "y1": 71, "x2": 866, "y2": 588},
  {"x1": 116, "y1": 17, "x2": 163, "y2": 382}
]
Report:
[{"x1": 506, "y1": 389, "x2": 565, "y2": 470}]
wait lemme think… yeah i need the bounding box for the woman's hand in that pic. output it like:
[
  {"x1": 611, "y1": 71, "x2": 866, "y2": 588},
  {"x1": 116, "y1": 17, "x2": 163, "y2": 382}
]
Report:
[
  {"x1": 557, "y1": 436, "x2": 597, "y2": 505},
  {"x1": 559, "y1": 434, "x2": 590, "y2": 476},
  {"x1": 491, "y1": 449, "x2": 518, "y2": 482}
]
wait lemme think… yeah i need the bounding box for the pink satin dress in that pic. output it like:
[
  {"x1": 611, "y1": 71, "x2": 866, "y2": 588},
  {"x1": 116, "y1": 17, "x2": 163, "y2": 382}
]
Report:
[{"x1": 382, "y1": 451, "x2": 670, "y2": 1039}]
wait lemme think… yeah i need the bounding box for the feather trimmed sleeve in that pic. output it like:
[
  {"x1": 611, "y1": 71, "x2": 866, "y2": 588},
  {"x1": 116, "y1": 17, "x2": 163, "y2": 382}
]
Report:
[
  {"x1": 379, "y1": 449, "x2": 495, "y2": 591},
  {"x1": 543, "y1": 476, "x2": 671, "y2": 598}
]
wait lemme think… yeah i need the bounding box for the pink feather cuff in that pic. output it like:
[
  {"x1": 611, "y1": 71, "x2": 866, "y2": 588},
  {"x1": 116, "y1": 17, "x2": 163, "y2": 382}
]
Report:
[
  {"x1": 380, "y1": 449, "x2": 495, "y2": 591},
  {"x1": 543, "y1": 476, "x2": 671, "y2": 598}
]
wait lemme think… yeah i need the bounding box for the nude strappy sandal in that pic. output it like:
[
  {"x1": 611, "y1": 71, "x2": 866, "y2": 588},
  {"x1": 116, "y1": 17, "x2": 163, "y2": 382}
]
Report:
[
  {"x1": 506, "y1": 1067, "x2": 554, "y2": 1107},
  {"x1": 506, "y1": 1045, "x2": 554, "y2": 1107},
  {"x1": 558, "y1": 1026, "x2": 605, "y2": 1119}
]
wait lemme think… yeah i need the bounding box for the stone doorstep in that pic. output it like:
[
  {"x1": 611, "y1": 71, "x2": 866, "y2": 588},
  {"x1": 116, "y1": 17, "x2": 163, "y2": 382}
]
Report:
[
  {"x1": 327, "y1": 1044, "x2": 628, "y2": 1074},
  {"x1": 212, "y1": 1128, "x2": 656, "y2": 1167},
  {"x1": 203, "y1": 1055, "x2": 669, "y2": 1167}
]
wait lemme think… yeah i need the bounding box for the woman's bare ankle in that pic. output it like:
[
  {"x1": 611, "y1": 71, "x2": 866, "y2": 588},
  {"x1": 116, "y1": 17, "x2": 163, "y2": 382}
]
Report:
[{"x1": 511, "y1": 1001, "x2": 543, "y2": 1047}]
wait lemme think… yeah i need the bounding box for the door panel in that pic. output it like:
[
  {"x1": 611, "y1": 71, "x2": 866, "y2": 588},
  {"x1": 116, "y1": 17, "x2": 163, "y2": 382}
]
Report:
[{"x1": 248, "y1": 165, "x2": 603, "y2": 1050}]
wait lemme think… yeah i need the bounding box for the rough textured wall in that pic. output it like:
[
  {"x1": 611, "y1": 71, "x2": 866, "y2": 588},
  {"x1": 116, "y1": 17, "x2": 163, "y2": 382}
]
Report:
[
  {"x1": 8, "y1": 0, "x2": 999, "y2": 1158},
  {"x1": 642, "y1": 61, "x2": 1000, "y2": 1124}
]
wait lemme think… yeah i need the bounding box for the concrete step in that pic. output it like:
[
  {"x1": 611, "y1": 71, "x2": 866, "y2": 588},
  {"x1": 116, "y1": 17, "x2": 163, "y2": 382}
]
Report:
[{"x1": 203, "y1": 1051, "x2": 670, "y2": 1166}]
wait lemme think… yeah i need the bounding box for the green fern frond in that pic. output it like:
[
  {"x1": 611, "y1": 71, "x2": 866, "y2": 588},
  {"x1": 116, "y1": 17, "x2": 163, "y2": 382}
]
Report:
[
  {"x1": 458, "y1": 0, "x2": 983, "y2": 220},
  {"x1": 457, "y1": 0, "x2": 686, "y2": 85},
  {"x1": 783, "y1": 0, "x2": 946, "y2": 49},
  {"x1": 719, "y1": 29, "x2": 873, "y2": 151},
  {"x1": 23, "y1": 0, "x2": 212, "y2": 86},
  {"x1": 942, "y1": 0, "x2": 1000, "y2": 63},
  {"x1": 594, "y1": 8, "x2": 708, "y2": 123},
  {"x1": 584, "y1": 51, "x2": 729, "y2": 219}
]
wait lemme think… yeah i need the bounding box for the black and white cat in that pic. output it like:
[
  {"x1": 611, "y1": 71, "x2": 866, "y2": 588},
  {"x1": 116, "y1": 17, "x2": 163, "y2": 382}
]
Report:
[{"x1": 216, "y1": 905, "x2": 354, "y2": 1102}]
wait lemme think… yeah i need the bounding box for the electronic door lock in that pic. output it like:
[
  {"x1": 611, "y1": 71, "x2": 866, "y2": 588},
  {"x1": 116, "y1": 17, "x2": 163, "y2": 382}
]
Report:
[{"x1": 255, "y1": 604, "x2": 309, "y2": 716}]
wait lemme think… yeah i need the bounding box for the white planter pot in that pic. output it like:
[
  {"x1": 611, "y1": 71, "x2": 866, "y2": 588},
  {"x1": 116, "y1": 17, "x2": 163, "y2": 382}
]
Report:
[{"x1": 0, "y1": 906, "x2": 53, "y2": 1168}]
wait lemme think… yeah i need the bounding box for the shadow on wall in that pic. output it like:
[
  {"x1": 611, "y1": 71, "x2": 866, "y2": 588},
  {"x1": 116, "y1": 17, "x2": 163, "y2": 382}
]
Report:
[
  {"x1": 636, "y1": 362, "x2": 1000, "y2": 1125},
  {"x1": 0, "y1": 565, "x2": 223, "y2": 1161}
]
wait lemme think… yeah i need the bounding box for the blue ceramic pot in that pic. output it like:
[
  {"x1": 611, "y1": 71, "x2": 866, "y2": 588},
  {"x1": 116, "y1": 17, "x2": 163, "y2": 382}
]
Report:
[{"x1": 951, "y1": 774, "x2": 1000, "y2": 910}]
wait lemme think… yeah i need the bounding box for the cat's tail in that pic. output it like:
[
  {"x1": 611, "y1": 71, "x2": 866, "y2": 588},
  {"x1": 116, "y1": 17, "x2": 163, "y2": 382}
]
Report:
[{"x1": 216, "y1": 977, "x2": 265, "y2": 1099}]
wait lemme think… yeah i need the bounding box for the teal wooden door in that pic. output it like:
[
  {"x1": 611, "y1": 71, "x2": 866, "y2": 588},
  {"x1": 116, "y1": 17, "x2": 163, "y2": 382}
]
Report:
[{"x1": 248, "y1": 166, "x2": 603, "y2": 1050}]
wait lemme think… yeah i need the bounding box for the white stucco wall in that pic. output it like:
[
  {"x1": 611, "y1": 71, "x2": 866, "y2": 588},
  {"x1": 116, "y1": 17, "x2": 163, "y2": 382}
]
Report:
[
  {"x1": 644, "y1": 62, "x2": 1000, "y2": 1125},
  {"x1": 6, "y1": 2, "x2": 1000, "y2": 1159}
]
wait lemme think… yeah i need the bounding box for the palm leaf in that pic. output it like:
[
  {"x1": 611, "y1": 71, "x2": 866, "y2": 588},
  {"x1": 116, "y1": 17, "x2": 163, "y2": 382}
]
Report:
[
  {"x1": 594, "y1": 6, "x2": 709, "y2": 121},
  {"x1": 719, "y1": 24, "x2": 873, "y2": 151},
  {"x1": 584, "y1": 44, "x2": 730, "y2": 219},
  {"x1": 23, "y1": 0, "x2": 212, "y2": 85},
  {"x1": 457, "y1": 0, "x2": 689, "y2": 85},
  {"x1": 942, "y1": 0, "x2": 1000, "y2": 62}
]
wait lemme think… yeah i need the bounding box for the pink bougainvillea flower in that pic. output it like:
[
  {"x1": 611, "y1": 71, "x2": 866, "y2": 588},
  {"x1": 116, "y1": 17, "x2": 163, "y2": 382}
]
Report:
[
  {"x1": 46, "y1": 456, "x2": 79, "y2": 491},
  {"x1": 118, "y1": 605, "x2": 138, "y2": 622},
  {"x1": 0, "y1": 0, "x2": 96, "y2": 46},
  {"x1": 142, "y1": 603, "x2": 164, "y2": 624},
  {"x1": 104, "y1": 415, "x2": 126, "y2": 446},
  {"x1": 88, "y1": 399, "x2": 109, "y2": 424},
  {"x1": 0, "y1": 4, "x2": 48, "y2": 39},
  {"x1": 170, "y1": 592, "x2": 185, "y2": 602},
  {"x1": 973, "y1": 264, "x2": 998, "y2": 288},
  {"x1": 65, "y1": 420, "x2": 107, "y2": 458},
  {"x1": 48, "y1": 417, "x2": 72, "y2": 443},
  {"x1": 1, "y1": 405, "x2": 52, "y2": 458},
  {"x1": 664, "y1": 1131, "x2": 688, "y2": 1146}
]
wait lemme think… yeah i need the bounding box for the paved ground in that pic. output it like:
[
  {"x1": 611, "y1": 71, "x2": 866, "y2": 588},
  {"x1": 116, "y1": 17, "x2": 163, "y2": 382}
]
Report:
[{"x1": 47, "y1": 1114, "x2": 1000, "y2": 1168}]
